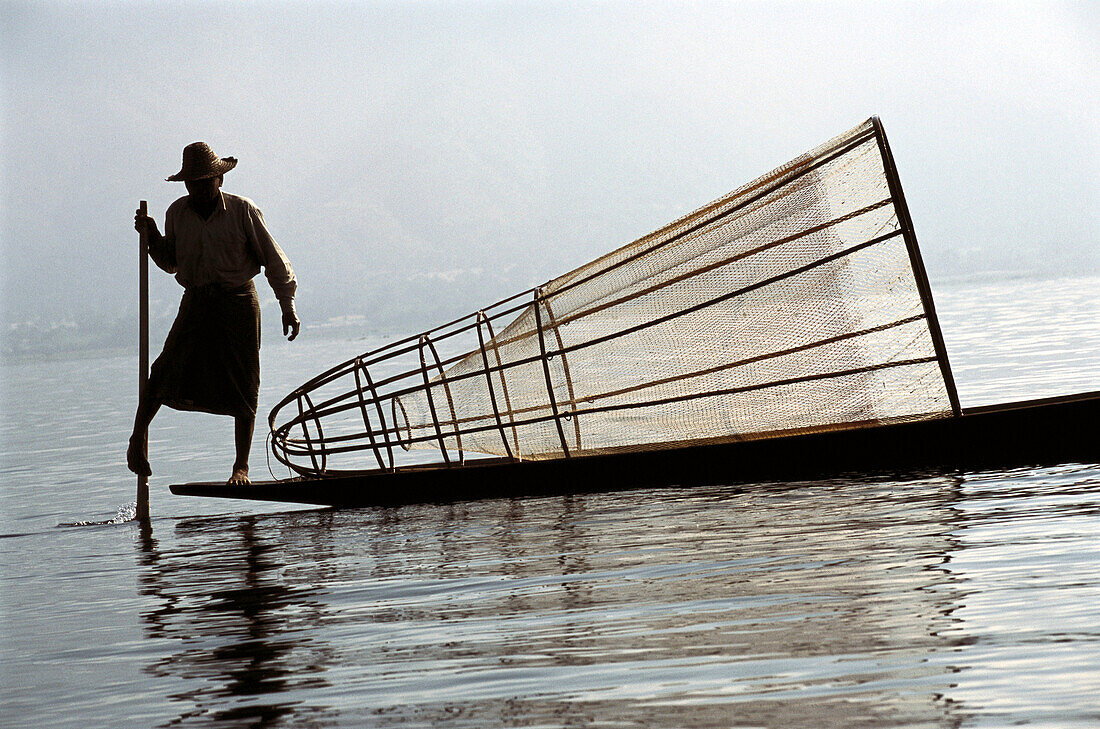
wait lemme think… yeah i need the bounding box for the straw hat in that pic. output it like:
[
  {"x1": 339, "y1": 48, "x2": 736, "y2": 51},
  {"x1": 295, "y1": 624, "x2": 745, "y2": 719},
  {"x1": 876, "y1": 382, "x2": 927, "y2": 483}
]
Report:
[{"x1": 166, "y1": 142, "x2": 238, "y2": 182}]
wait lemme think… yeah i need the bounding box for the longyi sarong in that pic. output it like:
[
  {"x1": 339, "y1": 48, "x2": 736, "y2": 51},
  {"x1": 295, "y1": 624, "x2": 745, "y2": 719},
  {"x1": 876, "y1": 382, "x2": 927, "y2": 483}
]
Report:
[{"x1": 149, "y1": 281, "x2": 261, "y2": 418}]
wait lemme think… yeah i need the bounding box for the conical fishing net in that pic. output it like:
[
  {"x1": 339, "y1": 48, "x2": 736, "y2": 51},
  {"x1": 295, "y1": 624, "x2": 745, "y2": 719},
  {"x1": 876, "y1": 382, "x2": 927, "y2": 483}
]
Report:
[{"x1": 270, "y1": 118, "x2": 957, "y2": 475}]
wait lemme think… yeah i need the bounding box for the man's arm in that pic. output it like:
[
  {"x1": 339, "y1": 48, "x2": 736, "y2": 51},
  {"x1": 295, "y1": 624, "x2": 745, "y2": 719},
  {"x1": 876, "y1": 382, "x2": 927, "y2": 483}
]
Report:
[
  {"x1": 134, "y1": 208, "x2": 176, "y2": 273},
  {"x1": 241, "y1": 201, "x2": 300, "y2": 341}
]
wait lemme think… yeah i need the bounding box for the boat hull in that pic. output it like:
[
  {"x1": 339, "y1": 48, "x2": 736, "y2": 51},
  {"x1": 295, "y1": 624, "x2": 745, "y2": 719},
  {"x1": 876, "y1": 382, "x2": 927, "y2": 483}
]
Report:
[{"x1": 171, "y1": 391, "x2": 1100, "y2": 507}]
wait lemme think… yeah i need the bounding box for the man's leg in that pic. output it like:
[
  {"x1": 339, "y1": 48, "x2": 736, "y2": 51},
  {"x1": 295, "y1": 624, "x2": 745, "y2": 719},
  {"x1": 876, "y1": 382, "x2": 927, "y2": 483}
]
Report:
[
  {"x1": 229, "y1": 413, "x2": 255, "y2": 485},
  {"x1": 127, "y1": 388, "x2": 161, "y2": 476}
]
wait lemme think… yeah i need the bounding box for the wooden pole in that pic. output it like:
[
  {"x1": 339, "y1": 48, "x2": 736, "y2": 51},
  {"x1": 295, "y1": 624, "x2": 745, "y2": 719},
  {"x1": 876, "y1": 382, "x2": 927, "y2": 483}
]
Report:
[{"x1": 137, "y1": 200, "x2": 150, "y2": 522}]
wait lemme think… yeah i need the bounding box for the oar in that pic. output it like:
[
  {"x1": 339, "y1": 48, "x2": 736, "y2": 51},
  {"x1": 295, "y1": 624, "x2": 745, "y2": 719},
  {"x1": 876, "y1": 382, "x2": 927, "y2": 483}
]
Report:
[{"x1": 137, "y1": 200, "x2": 150, "y2": 522}]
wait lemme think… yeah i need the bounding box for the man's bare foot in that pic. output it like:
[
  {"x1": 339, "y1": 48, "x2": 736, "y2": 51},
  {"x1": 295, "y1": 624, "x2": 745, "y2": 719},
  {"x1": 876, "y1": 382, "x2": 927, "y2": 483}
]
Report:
[
  {"x1": 127, "y1": 435, "x2": 152, "y2": 477},
  {"x1": 227, "y1": 466, "x2": 250, "y2": 486}
]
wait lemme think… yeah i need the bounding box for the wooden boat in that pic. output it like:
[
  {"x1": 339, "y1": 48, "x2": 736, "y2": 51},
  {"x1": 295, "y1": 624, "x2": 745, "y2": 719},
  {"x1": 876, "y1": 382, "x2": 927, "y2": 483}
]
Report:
[
  {"x1": 171, "y1": 118, "x2": 1100, "y2": 506},
  {"x1": 172, "y1": 391, "x2": 1100, "y2": 507}
]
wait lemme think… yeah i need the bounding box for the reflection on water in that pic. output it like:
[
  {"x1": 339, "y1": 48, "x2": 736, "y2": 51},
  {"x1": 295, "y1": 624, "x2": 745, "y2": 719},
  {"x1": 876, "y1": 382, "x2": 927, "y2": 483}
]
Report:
[
  {"x1": 122, "y1": 463, "x2": 1100, "y2": 728},
  {"x1": 132, "y1": 475, "x2": 984, "y2": 727},
  {"x1": 136, "y1": 517, "x2": 336, "y2": 727}
]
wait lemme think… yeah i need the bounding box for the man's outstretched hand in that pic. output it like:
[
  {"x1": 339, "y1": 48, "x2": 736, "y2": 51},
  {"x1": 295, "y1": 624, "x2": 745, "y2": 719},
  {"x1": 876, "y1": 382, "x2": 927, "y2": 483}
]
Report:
[{"x1": 282, "y1": 309, "x2": 301, "y2": 341}]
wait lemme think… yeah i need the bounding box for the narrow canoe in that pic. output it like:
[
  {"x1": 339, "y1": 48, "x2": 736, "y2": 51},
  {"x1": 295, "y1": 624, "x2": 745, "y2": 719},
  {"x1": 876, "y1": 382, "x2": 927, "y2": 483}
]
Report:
[{"x1": 170, "y1": 390, "x2": 1100, "y2": 508}]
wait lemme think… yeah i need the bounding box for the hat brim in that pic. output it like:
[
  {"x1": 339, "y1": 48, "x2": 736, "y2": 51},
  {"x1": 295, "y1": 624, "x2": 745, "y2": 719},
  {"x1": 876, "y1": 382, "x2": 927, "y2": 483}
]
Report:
[{"x1": 165, "y1": 156, "x2": 238, "y2": 182}]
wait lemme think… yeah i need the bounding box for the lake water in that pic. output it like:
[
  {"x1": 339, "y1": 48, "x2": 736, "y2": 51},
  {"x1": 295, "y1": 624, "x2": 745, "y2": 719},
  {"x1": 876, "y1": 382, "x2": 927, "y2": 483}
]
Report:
[{"x1": 1, "y1": 276, "x2": 1098, "y2": 728}]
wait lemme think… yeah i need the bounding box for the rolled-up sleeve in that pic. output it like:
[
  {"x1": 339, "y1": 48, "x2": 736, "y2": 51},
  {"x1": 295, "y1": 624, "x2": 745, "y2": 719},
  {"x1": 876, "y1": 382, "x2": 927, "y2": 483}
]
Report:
[{"x1": 243, "y1": 201, "x2": 297, "y2": 302}]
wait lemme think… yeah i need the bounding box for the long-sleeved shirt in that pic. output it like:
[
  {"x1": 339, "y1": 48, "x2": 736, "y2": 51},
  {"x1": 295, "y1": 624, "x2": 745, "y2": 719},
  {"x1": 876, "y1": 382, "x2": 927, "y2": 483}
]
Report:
[{"x1": 150, "y1": 191, "x2": 297, "y2": 302}]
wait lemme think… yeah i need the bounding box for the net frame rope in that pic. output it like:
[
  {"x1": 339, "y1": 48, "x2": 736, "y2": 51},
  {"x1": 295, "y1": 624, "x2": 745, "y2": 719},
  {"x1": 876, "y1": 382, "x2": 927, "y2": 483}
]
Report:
[{"x1": 269, "y1": 117, "x2": 960, "y2": 477}]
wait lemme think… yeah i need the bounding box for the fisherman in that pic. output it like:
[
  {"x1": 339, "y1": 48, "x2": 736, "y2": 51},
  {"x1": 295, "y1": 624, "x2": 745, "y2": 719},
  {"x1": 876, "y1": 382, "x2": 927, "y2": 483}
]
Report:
[{"x1": 129, "y1": 142, "x2": 300, "y2": 486}]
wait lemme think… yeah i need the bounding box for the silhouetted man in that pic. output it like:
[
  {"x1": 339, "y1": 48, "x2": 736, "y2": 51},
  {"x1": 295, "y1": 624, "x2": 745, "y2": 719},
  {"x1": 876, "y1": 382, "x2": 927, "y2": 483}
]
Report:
[{"x1": 129, "y1": 142, "x2": 300, "y2": 485}]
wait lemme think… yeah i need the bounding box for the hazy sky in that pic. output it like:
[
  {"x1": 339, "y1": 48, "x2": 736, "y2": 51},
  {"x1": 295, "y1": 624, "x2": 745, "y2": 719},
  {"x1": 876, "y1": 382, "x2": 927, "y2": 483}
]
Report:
[{"x1": 2, "y1": 0, "x2": 1097, "y2": 340}]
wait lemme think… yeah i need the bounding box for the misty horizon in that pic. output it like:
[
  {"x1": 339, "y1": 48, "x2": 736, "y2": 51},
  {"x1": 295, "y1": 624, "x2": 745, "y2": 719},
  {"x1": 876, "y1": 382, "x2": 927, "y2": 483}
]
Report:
[{"x1": 2, "y1": 1, "x2": 1097, "y2": 360}]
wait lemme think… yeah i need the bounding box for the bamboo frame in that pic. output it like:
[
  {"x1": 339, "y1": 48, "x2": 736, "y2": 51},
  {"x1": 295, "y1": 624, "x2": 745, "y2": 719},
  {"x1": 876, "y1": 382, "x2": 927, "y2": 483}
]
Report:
[
  {"x1": 267, "y1": 118, "x2": 961, "y2": 477},
  {"x1": 352, "y1": 357, "x2": 395, "y2": 471},
  {"x1": 541, "y1": 295, "x2": 582, "y2": 450},
  {"x1": 533, "y1": 289, "x2": 571, "y2": 458},
  {"x1": 475, "y1": 311, "x2": 518, "y2": 459},
  {"x1": 871, "y1": 116, "x2": 962, "y2": 417}
]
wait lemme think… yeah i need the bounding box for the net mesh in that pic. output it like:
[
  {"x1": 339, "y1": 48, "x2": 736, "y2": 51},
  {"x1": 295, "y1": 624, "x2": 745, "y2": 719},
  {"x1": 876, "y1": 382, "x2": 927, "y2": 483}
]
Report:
[{"x1": 270, "y1": 118, "x2": 954, "y2": 475}]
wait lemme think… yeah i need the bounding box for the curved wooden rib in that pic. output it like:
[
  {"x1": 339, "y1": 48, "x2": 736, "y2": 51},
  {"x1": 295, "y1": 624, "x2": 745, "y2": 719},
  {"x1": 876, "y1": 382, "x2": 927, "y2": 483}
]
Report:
[
  {"x1": 296, "y1": 392, "x2": 327, "y2": 474},
  {"x1": 423, "y1": 334, "x2": 465, "y2": 465},
  {"x1": 353, "y1": 357, "x2": 395, "y2": 471},
  {"x1": 532, "y1": 288, "x2": 571, "y2": 458},
  {"x1": 475, "y1": 311, "x2": 515, "y2": 460},
  {"x1": 540, "y1": 295, "x2": 582, "y2": 451}
]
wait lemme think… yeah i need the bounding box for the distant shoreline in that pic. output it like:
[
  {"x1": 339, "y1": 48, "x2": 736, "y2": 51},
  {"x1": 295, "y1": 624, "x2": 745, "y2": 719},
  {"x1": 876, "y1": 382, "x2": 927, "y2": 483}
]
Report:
[{"x1": 4, "y1": 271, "x2": 1097, "y2": 367}]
